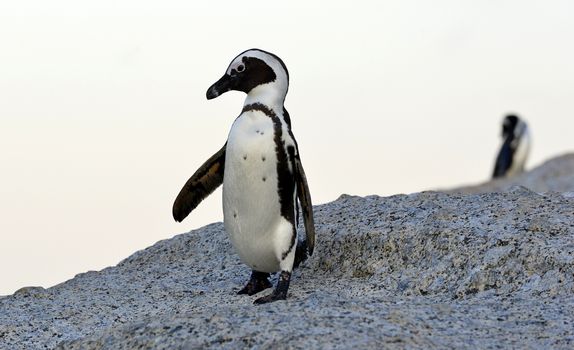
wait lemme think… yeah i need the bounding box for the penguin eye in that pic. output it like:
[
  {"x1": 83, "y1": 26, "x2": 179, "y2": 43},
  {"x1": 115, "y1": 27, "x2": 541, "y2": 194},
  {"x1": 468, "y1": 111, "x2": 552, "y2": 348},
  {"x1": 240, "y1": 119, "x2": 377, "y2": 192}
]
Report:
[{"x1": 237, "y1": 64, "x2": 245, "y2": 72}]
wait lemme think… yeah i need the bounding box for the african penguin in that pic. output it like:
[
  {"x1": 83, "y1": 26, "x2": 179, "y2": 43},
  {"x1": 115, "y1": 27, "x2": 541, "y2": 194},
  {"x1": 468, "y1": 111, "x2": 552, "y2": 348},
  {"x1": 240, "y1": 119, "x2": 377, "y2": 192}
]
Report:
[
  {"x1": 172, "y1": 49, "x2": 315, "y2": 304},
  {"x1": 492, "y1": 114, "x2": 531, "y2": 179}
]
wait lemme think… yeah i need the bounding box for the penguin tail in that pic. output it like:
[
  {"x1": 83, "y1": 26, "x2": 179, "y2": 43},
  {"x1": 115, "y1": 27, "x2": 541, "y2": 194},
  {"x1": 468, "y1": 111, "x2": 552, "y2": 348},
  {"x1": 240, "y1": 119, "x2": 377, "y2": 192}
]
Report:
[{"x1": 293, "y1": 239, "x2": 309, "y2": 269}]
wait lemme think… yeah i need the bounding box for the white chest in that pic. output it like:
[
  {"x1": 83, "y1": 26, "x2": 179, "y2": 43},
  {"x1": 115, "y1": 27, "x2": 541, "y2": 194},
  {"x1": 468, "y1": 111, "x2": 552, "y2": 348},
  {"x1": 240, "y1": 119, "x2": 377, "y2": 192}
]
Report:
[
  {"x1": 222, "y1": 110, "x2": 285, "y2": 271},
  {"x1": 508, "y1": 128, "x2": 531, "y2": 176},
  {"x1": 225, "y1": 110, "x2": 277, "y2": 178}
]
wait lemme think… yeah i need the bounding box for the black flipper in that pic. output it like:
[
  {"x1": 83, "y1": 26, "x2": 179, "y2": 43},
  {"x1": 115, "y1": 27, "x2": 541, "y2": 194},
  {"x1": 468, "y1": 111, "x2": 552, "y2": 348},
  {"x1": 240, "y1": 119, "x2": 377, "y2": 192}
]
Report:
[
  {"x1": 254, "y1": 271, "x2": 291, "y2": 304},
  {"x1": 294, "y1": 153, "x2": 315, "y2": 256},
  {"x1": 493, "y1": 139, "x2": 513, "y2": 178},
  {"x1": 172, "y1": 143, "x2": 226, "y2": 222}
]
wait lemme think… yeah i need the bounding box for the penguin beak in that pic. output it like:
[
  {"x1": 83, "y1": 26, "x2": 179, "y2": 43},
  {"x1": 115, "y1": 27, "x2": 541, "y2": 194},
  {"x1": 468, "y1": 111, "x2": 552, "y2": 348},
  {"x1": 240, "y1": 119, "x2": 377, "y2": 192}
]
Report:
[{"x1": 206, "y1": 74, "x2": 235, "y2": 100}]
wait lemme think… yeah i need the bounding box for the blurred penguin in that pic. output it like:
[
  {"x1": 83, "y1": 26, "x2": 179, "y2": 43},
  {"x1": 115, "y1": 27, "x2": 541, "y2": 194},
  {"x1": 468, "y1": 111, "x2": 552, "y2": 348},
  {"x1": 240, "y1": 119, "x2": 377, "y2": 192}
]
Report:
[{"x1": 492, "y1": 114, "x2": 531, "y2": 178}]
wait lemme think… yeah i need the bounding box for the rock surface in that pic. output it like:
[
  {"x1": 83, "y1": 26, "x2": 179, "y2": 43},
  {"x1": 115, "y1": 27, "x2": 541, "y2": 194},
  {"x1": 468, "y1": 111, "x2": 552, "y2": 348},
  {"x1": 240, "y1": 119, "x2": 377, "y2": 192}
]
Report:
[
  {"x1": 1, "y1": 155, "x2": 574, "y2": 349},
  {"x1": 450, "y1": 153, "x2": 574, "y2": 194}
]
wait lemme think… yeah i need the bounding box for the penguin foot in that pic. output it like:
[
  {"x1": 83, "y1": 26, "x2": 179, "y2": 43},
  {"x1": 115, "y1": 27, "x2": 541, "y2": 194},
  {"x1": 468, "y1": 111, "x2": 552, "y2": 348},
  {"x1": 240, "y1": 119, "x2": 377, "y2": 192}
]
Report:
[
  {"x1": 253, "y1": 291, "x2": 287, "y2": 304},
  {"x1": 253, "y1": 270, "x2": 291, "y2": 305},
  {"x1": 238, "y1": 270, "x2": 272, "y2": 296}
]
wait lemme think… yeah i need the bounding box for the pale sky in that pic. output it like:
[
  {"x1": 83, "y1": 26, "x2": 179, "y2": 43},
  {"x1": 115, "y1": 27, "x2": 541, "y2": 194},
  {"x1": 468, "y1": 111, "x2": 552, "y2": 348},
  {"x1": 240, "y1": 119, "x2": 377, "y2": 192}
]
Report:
[{"x1": 1, "y1": 0, "x2": 573, "y2": 295}]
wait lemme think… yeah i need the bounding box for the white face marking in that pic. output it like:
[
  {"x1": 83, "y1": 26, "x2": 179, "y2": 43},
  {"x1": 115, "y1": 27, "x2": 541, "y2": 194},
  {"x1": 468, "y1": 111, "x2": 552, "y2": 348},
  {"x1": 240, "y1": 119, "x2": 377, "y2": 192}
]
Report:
[
  {"x1": 223, "y1": 50, "x2": 290, "y2": 108},
  {"x1": 226, "y1": 59, "x2": 245, "y2": 75}
]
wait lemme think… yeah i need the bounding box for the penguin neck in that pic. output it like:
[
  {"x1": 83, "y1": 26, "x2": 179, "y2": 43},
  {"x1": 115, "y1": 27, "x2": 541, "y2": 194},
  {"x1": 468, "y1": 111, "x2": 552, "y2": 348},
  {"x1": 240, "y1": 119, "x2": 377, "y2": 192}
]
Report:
[
  {"x1": 243, "y1": 82, "x2": 287, "y2": 113},
  {"x1": 511, "y1": 125, "x2": 528, "y2": 150},
  {"x1": 503, "y1": 133, "x2": 516, "y2": 146}
]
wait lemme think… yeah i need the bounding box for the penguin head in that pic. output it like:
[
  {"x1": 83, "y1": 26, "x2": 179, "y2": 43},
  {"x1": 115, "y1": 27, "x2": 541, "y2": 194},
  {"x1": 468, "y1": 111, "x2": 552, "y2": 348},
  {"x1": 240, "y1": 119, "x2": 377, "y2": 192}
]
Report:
[
  {"x1": 502, "y1": 114, "x2": 520, "y2": 139},
  {"x1": 206, "y1": 49, "x2": 289, "y2": 102}
]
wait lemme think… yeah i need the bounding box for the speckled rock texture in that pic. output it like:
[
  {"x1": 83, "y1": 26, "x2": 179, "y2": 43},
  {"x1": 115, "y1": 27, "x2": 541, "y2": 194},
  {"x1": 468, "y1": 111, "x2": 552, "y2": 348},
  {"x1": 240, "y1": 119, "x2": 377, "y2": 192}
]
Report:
[
  {"x1": 1, "y1": 157, "x2": 574, "y2": 349},
  {"x1": 451, "y1": 153, "x2": 574, "y2": 194}
]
